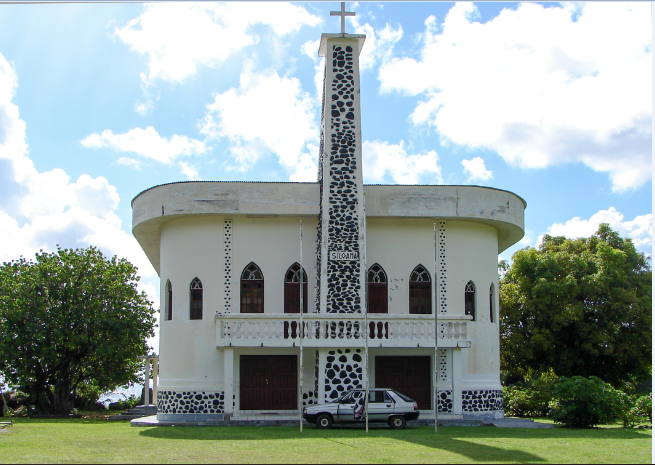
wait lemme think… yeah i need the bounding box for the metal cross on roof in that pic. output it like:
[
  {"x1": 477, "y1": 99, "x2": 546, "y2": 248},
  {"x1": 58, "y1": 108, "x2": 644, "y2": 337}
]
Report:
[{"x1": 330, "y1": 2, "x2": 355, "y2": 34}]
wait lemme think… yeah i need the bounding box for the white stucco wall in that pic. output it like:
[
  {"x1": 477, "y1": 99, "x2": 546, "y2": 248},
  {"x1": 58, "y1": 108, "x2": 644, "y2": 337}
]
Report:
[{"x1": 158, "y1": 215, "x2": 319, "y2": 391}]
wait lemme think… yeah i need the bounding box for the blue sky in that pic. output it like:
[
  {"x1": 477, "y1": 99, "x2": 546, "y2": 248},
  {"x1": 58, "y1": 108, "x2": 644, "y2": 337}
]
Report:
[{"x1": 0, "y1": 2, "x2": 651, "y2": 348}]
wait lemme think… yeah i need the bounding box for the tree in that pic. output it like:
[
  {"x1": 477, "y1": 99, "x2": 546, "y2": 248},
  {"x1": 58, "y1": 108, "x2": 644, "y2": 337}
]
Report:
[
  {"x1": 500, "y1": 224, "x2": 651, "y2": 386},
  {"x1": 0, "y1": 246, "x2": 156, "y2": 413}
]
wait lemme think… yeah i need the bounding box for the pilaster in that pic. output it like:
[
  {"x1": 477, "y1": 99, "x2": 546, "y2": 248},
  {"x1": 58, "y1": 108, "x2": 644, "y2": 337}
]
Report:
[
  {"x1": 452, "y1": 348, "x2": 463, "y2": 415},
  {"x1": 223, "y1": 348, "x2": 234, "y2": 416}
]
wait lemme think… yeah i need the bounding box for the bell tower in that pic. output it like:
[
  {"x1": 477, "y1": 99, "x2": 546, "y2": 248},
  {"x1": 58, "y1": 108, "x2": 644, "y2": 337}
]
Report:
[{"x1": 316, "y1": 4, "x2": 367, "y2": 314}]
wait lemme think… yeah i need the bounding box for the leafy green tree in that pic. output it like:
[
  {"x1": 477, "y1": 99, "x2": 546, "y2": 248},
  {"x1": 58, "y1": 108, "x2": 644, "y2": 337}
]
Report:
[
  {"x1": 500, "y1": 224, "x2": 651, "y2": 386},
  {"x1": 0, "y1": 247, "x2": 156, "y2": 414}
]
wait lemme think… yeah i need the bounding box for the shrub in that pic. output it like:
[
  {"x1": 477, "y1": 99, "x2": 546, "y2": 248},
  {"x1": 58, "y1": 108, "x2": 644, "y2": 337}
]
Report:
[
  {"x1": 621, "y1": 394, "x2": 652, "y2": 428},
  {"x1": 108, "y1": 402, "x2": 124, "y2": 411},
  {"x1": 634, "y1": 395, "x2": 652, "y2": 423},
  {"x1": 504, "y1": 372, "x2": 556, "y2": 417},
  {"x1": 548, "y1": 376, "x2": 623, "y2": 428},
  {"x1": 123, "y1": 395, "x2": 140, "y2": 409}
]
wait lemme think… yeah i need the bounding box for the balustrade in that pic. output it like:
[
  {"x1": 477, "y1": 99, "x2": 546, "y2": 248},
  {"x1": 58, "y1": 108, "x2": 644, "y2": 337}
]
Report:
[{"x1": 215, "y1": 313, "x2": 471, "y2": 348}]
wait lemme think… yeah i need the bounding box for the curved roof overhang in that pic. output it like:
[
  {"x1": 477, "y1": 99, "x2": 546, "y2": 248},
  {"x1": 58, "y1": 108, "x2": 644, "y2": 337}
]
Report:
[{"x1": 132, "y1": 182, "x2": 526, "y2": 275}]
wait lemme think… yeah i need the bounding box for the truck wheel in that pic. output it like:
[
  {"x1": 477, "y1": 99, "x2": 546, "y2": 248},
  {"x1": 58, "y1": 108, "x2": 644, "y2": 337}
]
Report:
[
  {"x1": 316, "y1": 414, "x2": 333, "y2": 429},
  {"x1": 389, "y1": 415, "x2": 406, "y2": 430}
]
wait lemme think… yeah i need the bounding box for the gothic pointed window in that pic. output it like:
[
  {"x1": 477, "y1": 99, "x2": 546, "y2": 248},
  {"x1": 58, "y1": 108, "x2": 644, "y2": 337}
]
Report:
[
  {"x1": 241, "y1": 263, "x2": 264, "y2": 313},
  {"x1": 489, "y1": 283, "x2": 495, "y2": 323},
  {"x1": 284, "y1": 263, "x2": 308, "y2": 314},
  {"x1": 190, "y1": 278, "x2": 203, "y2": 320},
  {"x1": 465, "y1": 281, "x2": 476, "y2": 321},
  {"x1": 409, "y1": 265, "x2": 431, "y2": 314},
  {"x1": 367, "y1": 264, "x2": 388, "y2": 314},
  {"x1": 368, "y1": 264, "x2": 389, "y2": 338},
  {"x1": 165, "y1": 280, "x2": 173, "y2": 321},
  {"x1": 284, "y1": 263, "x2": 307, "y2": 338}
]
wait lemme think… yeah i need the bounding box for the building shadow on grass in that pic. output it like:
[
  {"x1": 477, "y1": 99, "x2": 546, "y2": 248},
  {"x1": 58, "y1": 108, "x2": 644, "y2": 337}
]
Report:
[{"x1": 137, "y1": 425, "x2": 649, "y2": 463}]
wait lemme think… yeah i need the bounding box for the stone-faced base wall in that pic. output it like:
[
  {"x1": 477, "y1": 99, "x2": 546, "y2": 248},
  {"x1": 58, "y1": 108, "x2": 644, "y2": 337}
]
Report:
[
  {"x1": 437, "y1": 390, "x2": 453, "y2": 413},
  {"x1": 157, "y1": 390, "x2": 225, "y2": 415},
  {"x1": 462, "y1": 390, "x2": 502, "y2": 413},
  {"x1": 325, "y1": 348, "x2": 363, "y2": 401}
]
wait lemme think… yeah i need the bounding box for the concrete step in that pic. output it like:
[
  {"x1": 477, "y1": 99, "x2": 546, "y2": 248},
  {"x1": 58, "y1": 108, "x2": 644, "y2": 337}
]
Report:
[
  {"x1": 125, "y1": 407, "x2": 157, "y2": 415},
  {"x1": 109, "y1": 406, "x2": 157, "y2": 421}
]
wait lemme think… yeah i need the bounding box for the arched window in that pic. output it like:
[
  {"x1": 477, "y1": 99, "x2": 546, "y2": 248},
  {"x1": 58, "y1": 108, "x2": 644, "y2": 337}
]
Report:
[
  {"x1": 284, "y1": 263, "x2": 308, "y2": 314},
  {"x1": 165, "y1": 280, "x2": 173, "y2": 321},
  {"x1": 368, "y1": 264, "x2": 389, "y2": 339},
  {"x1": 241, "y1": 262, "x2": 264, "y2": 313},
  {"x1": 489, "y1": 283, "x2": 495, "y2": 323},
  {"x1": 367, "y1": 264, "x2": 388, "y2": 314},
  {"x1": 190, "y1": 278, "x2": 203, "y2": 320},
  {"x1": 465, "y1": 281, "x2": 476, "y2": 321},
  {"x1": 409, "y1": 265, "x2": 431, "y2": 314},
  {"x1": 284, "y1": 263, "x2": 306, "y2": 338}
]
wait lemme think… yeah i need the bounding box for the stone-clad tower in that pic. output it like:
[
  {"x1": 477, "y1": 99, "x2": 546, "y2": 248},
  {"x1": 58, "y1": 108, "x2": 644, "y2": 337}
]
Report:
[{"x1": 317, "y1": 30, "x2": 367, "y2": 315}]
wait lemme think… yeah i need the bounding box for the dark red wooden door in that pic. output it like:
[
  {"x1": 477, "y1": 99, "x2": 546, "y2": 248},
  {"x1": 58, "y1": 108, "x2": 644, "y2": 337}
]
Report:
[
  {"x1": 284, "y1": 282, "x2": 308, "y2": 338},
  {"x1": 375, "y1": 356, "x2": 431, "y2": 409},
  {"x1": 240, "y1": 355, "x2": 297, "y2": 410},
  {"x1": 368, "y1": 283, "x2": 388, "y2": 313},
  {"x1": 241, "y1": 281, "x2": 264, "y2": 313},
  {"x1": 409, "y1": 283, "x2": 431, "y2": 314}
]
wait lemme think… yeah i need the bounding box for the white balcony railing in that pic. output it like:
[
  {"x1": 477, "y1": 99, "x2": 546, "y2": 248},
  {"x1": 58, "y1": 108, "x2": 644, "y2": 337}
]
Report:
[{"x1": 214, "y1": 313, "x2": 472, "y2": 348}]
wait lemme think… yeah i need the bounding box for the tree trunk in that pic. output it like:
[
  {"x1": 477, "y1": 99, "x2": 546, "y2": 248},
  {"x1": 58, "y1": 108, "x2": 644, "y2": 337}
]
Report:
[{"x1": 52, "y1": 372, "x2": 74, "y2": 414}]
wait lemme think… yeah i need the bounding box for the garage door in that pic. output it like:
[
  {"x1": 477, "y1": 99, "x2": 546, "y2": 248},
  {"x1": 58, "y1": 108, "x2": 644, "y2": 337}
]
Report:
[
  {"x1": 375, "y1": 356, "x2": 431, "y2": 410},
  {"x1": 240, "y1": 355, "x2": 297, "y2": 410}
]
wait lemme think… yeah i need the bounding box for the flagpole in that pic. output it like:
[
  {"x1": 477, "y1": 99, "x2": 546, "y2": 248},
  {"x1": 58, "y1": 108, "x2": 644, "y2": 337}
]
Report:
[
  {"x1": 299, "y1": 220, "x2": 304, "y2": 433},
  {"x1": 434, "y1": 223, "x2": 438, "y2": 433}
]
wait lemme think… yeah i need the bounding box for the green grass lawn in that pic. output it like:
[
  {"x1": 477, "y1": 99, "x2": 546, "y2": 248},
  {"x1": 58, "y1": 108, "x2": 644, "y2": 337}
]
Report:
[{"x1": 0, "y1": 418, "x2": 651, "y2": 464}]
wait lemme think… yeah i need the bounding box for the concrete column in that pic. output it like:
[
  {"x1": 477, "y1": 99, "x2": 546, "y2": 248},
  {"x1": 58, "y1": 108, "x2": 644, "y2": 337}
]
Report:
[
  {"x1": 144, "y1": 358, "x2": 151, "y2": 406},
  {"x1": 223, "y1": 349, "x2": 234, "y2": 417},
  {"x1": 152, "y1": 357, "x2": 159, "y2": 408},
  {"x1": 318, "y1": 349, "x2": 328, "y2": 402},
  {"x1": 452, "y1": 348, "x2": 463, "y2": 415}
]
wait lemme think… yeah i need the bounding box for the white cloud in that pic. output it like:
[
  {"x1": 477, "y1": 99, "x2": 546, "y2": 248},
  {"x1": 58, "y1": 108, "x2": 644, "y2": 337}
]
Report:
[
  {"x1": 536, "y1": 207, "x2": 652, "y2": 255},
  {"x1": 349, "y1": 15, "x2": 403, "y2": 72},
  {"x1": 461, "y1": 156, "x2": 493, "y2": 182},
  {"x1": 301, "y1": 39, "x2": 325, "y2": 102},
  {"x1": 116, "y1": 157, "x2": 142, "y2": 170},
  {"x1": 518, "y1": 227, "x2": 535, "y2": 247},
  {"x1": 289, "y1": 144, "x2": 318, "y2": 182},
  {"x1": 116, "y1": 2, "x2": 320, "y2": 86},
  {"x1": 363, "y1": 140, "x2": 442, "y2": 185},
  {"x1": 81, "y1": 126, "x2": 207, "y2": 166},
  {"x1": 379, "y1": 2, "x2": 652, "y2": 192},
  {"x1": 0, "y1": 52, "x2": 157, "y2": 287},
  {"x1": 199, "y1": 61, "x2": 317, "y2": 176},
  {"x1": 177, "y1": 161, "x2": 200, "y2": 180}
]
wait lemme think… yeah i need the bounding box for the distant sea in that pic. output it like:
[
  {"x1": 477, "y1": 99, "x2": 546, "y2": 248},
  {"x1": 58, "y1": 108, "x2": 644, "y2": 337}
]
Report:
[
  {"x1": 98, "y1": 380, "x2": 153, "y2": 406},
  {"x1": 1, "y1": 380, "x2": 154, "y2": 407}
]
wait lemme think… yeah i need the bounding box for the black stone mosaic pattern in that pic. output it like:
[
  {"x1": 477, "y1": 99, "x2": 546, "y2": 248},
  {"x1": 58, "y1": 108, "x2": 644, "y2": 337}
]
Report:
[
  {"x1": 324, "y1": 348, "x2": 363, "y2": 400},
  {"x1": 325, "y1": 44, "x2": 362, "y2": 314},
  {"x1": 438, "y1": 390, "x2": 453, "y2": 413},
  {"x1": 224, "y1": 220, "x2": 232, "y2": 312},
  {"x1": 157, "y1": 390, "x2": 225, "y2": 414},
  {"x1": 316, "y1": 67, "x2": 326, "y2": 313},
  {"x1": 462, "y1": 390, "x2": 503, "y2": 412},
  {"x1": 438, "y1": 221, "x2": 447, "y2": 314}
]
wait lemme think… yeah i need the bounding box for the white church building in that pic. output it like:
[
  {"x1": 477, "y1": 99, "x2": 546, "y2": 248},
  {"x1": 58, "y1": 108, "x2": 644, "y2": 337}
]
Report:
[{"x1": 131, "y1": 13, "x2": 526, "y2": 423}]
